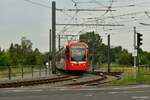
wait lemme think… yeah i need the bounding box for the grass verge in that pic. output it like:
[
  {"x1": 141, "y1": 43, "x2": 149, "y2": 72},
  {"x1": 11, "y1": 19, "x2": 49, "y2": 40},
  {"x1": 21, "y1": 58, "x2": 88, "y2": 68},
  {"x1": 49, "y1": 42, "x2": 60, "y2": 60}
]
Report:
[
  {"x1": 97, "y1": 64, "x2": 150, "y2": 85},
  {"x1": 111, "y1": 74, "x2": 150, "y2": 85}
]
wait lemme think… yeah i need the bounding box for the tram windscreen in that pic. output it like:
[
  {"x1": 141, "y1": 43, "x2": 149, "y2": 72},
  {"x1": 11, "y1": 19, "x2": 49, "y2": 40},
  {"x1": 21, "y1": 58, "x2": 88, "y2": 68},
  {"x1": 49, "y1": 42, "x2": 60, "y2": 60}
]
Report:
[{"x1": 71, "y1": 45, "x2": 86, "y2": 61}]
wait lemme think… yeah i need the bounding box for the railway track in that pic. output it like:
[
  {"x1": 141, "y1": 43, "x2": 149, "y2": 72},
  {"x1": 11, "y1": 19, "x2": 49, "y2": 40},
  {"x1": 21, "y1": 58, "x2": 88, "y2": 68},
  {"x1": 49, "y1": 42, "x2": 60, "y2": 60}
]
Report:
[
  {"x1": 64, "y1": 72, "x2": 122, "y2": 86},
  {"x1": 0, "y1": 75, "x2": 81, "y2": 88},
  {"x1": 65, "y1": 75, "x2": 107, "y2": 86},
  {"x1": 0, "y1": 71, "x2": 122, "y2": 88},
  {"x1": 85, "y1": 75, "x2": 120, "y2": 86}
]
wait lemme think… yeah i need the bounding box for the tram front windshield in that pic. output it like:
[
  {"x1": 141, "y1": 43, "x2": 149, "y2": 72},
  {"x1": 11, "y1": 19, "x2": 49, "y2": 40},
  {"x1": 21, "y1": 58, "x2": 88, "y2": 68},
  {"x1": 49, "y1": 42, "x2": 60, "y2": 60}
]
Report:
[{"x1": 71, "y1": 45, "x2": 86, "y2": 61}]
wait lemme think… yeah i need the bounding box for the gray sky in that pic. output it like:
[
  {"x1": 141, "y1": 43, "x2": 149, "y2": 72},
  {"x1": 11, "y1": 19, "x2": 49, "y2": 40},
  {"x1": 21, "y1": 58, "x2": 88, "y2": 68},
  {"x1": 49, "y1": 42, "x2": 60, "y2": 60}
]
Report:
[{"x1": 0, "y1": 0, "x2": 150, "y2": 52}]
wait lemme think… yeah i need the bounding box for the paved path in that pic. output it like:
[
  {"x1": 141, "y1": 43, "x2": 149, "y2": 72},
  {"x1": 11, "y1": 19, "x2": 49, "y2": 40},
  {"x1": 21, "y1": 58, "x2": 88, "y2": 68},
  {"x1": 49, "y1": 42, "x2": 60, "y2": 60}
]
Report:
[{"x1": 0, "y1": 85, "x2": 150, "y2": 100}]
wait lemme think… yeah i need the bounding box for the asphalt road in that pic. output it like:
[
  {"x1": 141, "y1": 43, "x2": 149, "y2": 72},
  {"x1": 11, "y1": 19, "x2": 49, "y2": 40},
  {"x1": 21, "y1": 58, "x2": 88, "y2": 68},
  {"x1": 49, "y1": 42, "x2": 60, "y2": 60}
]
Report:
[{"x1": 0, "y1": 85, "x2": 150, "y2": 100}]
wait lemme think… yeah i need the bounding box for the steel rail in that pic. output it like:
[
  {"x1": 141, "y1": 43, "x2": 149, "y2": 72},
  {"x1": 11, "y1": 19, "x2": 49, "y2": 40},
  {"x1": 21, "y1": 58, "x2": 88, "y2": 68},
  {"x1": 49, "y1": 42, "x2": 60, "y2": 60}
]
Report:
[
  {"x1": 0, "y1": 75, "x2": 81, "y2": 88},
  {"x1": 65, "y1": 76, "x2": 107, "y2": 86}
]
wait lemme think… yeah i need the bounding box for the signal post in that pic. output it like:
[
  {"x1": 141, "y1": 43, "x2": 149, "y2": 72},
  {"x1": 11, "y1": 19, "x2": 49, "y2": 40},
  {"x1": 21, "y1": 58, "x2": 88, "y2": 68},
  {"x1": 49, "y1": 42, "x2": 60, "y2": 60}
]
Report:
[
  {"x1": 137, "y1": 32, "x2": 143, "y2": 76},
  {"x1": 133, "y1": 27, "x2": 143, "y2": 78}
]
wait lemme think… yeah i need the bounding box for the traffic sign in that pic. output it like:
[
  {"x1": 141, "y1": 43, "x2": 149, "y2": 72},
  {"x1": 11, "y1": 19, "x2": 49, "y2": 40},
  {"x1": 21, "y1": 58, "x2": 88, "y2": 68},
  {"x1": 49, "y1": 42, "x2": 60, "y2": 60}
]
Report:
[{"x1": 132, "y1": 50, "x2": 137, "y2": 57}]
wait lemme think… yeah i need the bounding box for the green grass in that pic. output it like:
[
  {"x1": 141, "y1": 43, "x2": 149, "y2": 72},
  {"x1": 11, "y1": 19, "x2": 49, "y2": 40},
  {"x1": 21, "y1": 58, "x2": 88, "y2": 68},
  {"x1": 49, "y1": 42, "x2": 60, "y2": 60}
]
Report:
[
  {"x1": 96, "y1": 64, "x2": 150, "y2": 85},
  {"x1": 111, "y1": 74, "x2": 150, "y2": 85}
]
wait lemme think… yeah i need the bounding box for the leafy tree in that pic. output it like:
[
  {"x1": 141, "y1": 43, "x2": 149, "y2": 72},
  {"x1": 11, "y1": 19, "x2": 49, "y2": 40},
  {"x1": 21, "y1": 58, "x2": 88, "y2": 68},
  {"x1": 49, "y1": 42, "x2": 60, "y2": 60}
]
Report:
[
  {"x1": 79, "y1": 32, "x2": 105, "y2": 65},
  {"x1": 111, "y1": 46, "x2": 122, "y2": 63},
  {"x1": 9, "y1": 43, "x2": 20, "y2": 65},
  {"x1": 41, "y1": 52, "x2": 49, "y2": 65},
  {"x1": 2, "y1": 34, "x2": 149, "y2": 67},
  {"x1": 30, "y1": 48, "x2": 42, "y2": 65},
  {"x1": 21, "y1": 37, "x2": 33, "y2": 65},
  {"x1": 79, "y1": 32, "x2": 134, "y2": 66},
  {"x1": 118, "y1": 49, "x2": 133, "y2": 65},
  {"x1": 140, "y1": 51, "x2": 150, "y2": 65},
  {"x1": 8, "y1": 37, "x2": 33, "y2": 65},
  {"x1": 0, "y1": 37, "x2": 48, "y2": 66},
  {"x1": 0, "y1": 50, "x2": 10, "y2": 66}
]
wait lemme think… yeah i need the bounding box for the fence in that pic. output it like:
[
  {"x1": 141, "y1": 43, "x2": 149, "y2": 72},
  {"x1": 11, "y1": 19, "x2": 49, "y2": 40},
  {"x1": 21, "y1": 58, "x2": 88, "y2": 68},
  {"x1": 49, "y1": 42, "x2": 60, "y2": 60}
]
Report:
[
  {"x1": 0, "y1": 65, "x2": 51, "y2": 81},
  {"x1": 1, "y1": 64, "x2": 150, "y2": 81},
  {"x1": 94, "y1": 64, "x2": 150, "y2": 76}
]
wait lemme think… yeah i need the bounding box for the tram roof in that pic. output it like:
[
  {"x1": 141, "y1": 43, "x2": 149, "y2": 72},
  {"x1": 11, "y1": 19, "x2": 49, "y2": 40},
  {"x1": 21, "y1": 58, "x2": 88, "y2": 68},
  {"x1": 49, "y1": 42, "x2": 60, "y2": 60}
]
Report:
[{"x1": 65, "y1": 41, "x2": 88, "y2": 47}]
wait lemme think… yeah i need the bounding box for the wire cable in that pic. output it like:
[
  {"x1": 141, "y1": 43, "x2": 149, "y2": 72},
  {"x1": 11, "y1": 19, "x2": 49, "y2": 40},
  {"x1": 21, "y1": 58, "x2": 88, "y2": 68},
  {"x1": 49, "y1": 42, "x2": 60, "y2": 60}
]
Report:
[{"x1": 23, "y1": 0, "x2": 51, "y2": 8}]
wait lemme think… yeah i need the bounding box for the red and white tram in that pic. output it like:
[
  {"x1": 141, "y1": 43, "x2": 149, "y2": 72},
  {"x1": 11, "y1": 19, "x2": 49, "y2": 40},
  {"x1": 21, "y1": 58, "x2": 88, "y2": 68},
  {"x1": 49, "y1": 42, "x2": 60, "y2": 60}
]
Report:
[
  {"x1": 64, "y1": 41, "x2": 88, "y2": 71},
  {"x1": 57, "y1": 41, "x2": 88, "y2": 72}
]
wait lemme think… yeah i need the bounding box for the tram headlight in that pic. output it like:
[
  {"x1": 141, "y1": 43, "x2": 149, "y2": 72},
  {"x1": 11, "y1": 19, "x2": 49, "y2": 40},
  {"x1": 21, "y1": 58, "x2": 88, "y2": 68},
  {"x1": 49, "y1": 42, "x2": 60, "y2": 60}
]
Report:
[{"x1": 71, "y1": 63, "x2": 75, "y2": 66}]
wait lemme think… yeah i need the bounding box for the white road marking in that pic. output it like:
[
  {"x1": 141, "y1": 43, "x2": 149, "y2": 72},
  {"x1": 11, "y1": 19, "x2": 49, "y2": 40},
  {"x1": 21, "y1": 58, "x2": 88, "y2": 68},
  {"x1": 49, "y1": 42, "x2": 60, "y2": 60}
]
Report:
[
  {"x1": 30, "y1": 90, "x2": 43, "y2": 92},
  {"x1": 84, "y1": 94, "x2": 93, "y2": 97},
  {"x1": 112, "y1": 85, "x2": 150, "y2": 90},
  {"x1": 53, "y1": 86, "x2": 69, "y2": 89},
  {"x1": 1, "y1": 85, "x2": 150, "y2": 93},
  {"x1": 135, "y1": 91, "x2": 145, "y2": 93},
  {"x1": 131, "y1": 96, "x2": 149, "y2": 99},
  {"x1": 108, "y1": 90, "x2": 145, "y2": 94},
  {"x1": 11, "y1": 90, "x2": 26, "y2": 92},
  {"x1": 108, "y1": 92, "x2": 119, "y2": 94},
  {"x1": 122, "y1": 91, "x2": 131, "y2": 93},
  {"x1": 7, "y1": 89, "x2": 43, "y2": 93},
  {"x1": 122, "y1": 91, "x2": 144, "y2": 93}
]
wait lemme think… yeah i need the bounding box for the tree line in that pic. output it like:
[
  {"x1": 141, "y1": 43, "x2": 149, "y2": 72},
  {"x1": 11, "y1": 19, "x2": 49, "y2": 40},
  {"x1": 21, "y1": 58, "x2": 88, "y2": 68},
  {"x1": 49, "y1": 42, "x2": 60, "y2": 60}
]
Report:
[
  {"x1": 79, "y1": 32, "x2": 150, "y2": 66},
  {"x1": 0, "y1": 37, "x2": 48, "y2": 66},
  {"x1": 0, "y1": 32, "x2": 150, "y2": 67}
]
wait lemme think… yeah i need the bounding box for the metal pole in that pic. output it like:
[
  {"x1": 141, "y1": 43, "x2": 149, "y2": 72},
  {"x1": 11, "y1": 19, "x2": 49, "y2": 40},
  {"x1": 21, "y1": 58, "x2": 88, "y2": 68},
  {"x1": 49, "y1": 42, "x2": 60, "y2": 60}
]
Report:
[
  {"x1": 133, "y1": 27, "x2": 137, "y2": 79},
  {"x1": 8, "y1": 66, "x2": 11, "y2": 80},
  {"x1": 21, "y1": 65, "x2": 23, "y2": 79},
  {"x1": 49, "y1": 29, "x2": 52, "y2": 75},
  {"x1": 32, "y1": 66, "x2": 33, "y2": 79},
  {"x1": 52, "y1": 1, "x2": 56, "y2": 74},
  {"x1": 134, "y1": 55, "x2": 137, "y2": 78},
  {"x1": 137, "y1": 46, "x2": 140, "y2": 76},
  {"x1": 45, "y1": 66, "x2": 47, "y2": 77},
  {"x1": 58, "y1": 34, "x2": 60, "y2": 51},
  {"x1": 92, "y1": 47, "x2": 94, "y2": 72},
  {"x1": 108, "y1": 34, "x2": 110, "y2": 73},
  {"x1": 134, "y1": 27, "x2": 136, "y2": 50},
  {"x1": 39, "y1": 65, "x2": 41, "y2": 77}
]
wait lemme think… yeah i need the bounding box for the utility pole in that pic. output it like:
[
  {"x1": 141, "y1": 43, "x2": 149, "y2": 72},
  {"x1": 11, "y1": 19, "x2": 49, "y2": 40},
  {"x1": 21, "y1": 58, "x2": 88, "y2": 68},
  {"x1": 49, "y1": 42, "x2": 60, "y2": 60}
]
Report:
[
  {"x1": 51, "y1": 1, "x2": 56, "y2": 74},
  {"x1": 92, "y1": 47, "x2": 94, "y2": 72},
  {"x1": 133, "y1": 27, "x2": 137, "y2": 79},
  {"x1": 108, "y1": 34, "x2": 111, "y2": 73},
  {"x1": 49, "y1": 29, "x2": 52, "y2": 75},
  {"x1": 58, "y1": 34, "x2": 60, "y2": 51}
]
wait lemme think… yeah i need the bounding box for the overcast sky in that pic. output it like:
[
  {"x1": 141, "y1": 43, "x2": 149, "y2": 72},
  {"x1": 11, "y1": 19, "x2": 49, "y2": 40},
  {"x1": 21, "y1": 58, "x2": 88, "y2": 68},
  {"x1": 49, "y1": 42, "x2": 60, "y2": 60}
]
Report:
[{"x1": 0, "y1": 0, "x2": 150, "y2": 52}]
